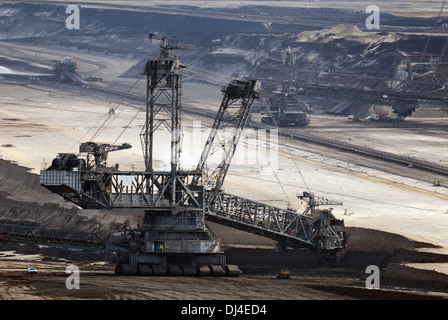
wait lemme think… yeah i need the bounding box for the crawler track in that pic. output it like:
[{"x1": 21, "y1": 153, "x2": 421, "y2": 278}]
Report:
[{"x1": 115, "y1": 262, "x2": 241, "y2": 277}]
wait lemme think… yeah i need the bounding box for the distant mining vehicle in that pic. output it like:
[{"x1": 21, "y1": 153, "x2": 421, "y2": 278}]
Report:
[
  {"x1": 86, "y1": 76, "x2": 103, "y2": 82},
  {"x1": 262, "y1": 87, "x2": 311, "y2": 127},
  {"x1": 364, "y1": 110, "x2": 405, "y2": 123},
  {"x1": 52, "y1": 57, "x2": 89, "y2": 85},
  {"x1": 52, "y1": 56, "x2": 76, "y2": 81},
  {"x1": 277, "y1": 267, "x2": 291, "y2": 279}
]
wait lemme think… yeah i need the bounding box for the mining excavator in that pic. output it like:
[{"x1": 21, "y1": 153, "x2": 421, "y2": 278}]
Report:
[{"x1": 1, "y1": 35, "x2": 347, "y2": 276}]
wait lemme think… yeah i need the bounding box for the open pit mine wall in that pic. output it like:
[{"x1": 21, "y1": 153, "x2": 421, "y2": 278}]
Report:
[
  {"x1": 1, "y1": 2, "x2": 447, "y2": 117},
  {"x1": 0, "y1": 159, "x2": 140, "y2": 243}
]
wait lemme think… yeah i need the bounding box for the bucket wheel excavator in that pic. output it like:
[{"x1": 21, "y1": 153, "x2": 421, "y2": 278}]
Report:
[{"x1": 6, "y1": 34, "x2": 347, "y2": 276}]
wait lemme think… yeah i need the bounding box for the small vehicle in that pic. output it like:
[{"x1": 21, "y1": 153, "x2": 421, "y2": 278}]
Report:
[
  {"x1": 365, "y1": 113, "x2": 380, "y2": 121},
  {"x1": 27, "y1": 266, "x2": 38, "y2": 274},
  {"x1": 277, "y1": 267, "x2": 290, "y2": 279}
]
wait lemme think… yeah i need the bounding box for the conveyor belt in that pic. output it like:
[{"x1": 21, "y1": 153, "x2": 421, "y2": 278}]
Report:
[
  {"x1": 0, "y1": 223, "x2": 125, "y2": 253},
  {"x1": 275, "y1": 126, "x2": 448, "y2": 176}
]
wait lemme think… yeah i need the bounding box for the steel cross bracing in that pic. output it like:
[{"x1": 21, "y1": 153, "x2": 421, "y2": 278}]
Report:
[
  {"x1": 141, "y1": 58, "x2": 182, "y2": 173},
  {"x1": 0, "y1": 223, "x2": 124, "y2": 252},
  {"x1": 40, "y1": 169, "x2": 345, "y2": 251},
  {"x1": 42, "y1": 169, "x2": 205, "y2": 210},
  {"x1": 94, "y1": 170, "x2": 204, "y2": 210},
  {"x1": 195, "y1": 80, "x2": 261, "y2": 197},
  {"x1": 206, "y1": 191, "x2": 346, "y2": 251}
]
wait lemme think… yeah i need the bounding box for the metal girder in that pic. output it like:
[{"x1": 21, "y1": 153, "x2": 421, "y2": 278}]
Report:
[
  {"x1": 106, "y1": 171, "x2": 203, "y2": 210},
  {"x1": 206, "y1": 191, "x2": 346, "y2": 251},
  {"x1": 141, "y1": 56, "x2": 182, "y2": 173},
  {"x1": 41, "y1": 169, "x2": 204, "y2": 210},
  {"x1": 195, "y1": 80, "x2": 261, "y2": 197},
  {"x1": 0, "y1": 223, "x2": 124, "y2": 252}
]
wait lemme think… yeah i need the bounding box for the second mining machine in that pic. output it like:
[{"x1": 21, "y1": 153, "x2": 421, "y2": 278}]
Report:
[{"x1": 40, "y1": 35, "x2": 347, "y2": 276}]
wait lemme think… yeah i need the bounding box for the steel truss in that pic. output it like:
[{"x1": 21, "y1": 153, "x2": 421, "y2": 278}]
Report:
[
  {"x1": 141, "y1": 57, "x2": 182, "y2": 173},
  {"x1": 195, "y1": 80, "x2": 261, "y2": 196},
  {"x1": 206, "y1": 191, "x2": 346, "y2": 252},
  {"x1": 0, "y1": 223, "x2": 123, "y2": 252},
  {"x1": 43, "y1": 169, "x2": 205, "y2": 210}
]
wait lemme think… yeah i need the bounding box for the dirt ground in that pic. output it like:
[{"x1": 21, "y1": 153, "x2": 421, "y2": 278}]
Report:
[
  {"x1": 0, "y1": 251, "x2": 353, "y2": 300},
  {"x1": 1, "y1": 41, "x2": 448, "y2": 301}
]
